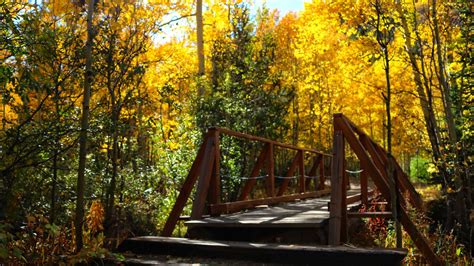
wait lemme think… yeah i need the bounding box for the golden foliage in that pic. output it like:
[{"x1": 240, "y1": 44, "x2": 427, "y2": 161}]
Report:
[{"x1": 86, "y1": 201, "x2": 104, "y2": 234}]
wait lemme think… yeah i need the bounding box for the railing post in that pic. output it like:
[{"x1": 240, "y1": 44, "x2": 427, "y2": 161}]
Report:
[
  {"x1": 266, "y1": 143, "x2": 275, "y2": 197},
  {"x1": 208, "y1": 129, "x2": 221, "y2": 212},
  {"x1": 329, "y1": 116, "x2": 346, "y2": 245},
  {"x1": 298, "y1": 151, "x2": 305, "y2": 193},
  {"x1": 191, "y1": 131, "x2": 216, "y2": 219},
  {"x1": 341, "y1": 151, "x2": 348, "y2": 243}
]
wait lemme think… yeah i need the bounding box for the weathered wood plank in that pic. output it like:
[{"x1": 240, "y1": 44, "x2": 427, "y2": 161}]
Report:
[
  {"x1": 118, "y1": 236, "x2": 407, "y2": 266},
  {"x1": 210, "y1": 189, "x2": 331, "y2": 215}
]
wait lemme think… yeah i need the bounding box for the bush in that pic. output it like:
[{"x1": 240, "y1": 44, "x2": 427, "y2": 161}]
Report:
[{"x1": 409, "y1": 155, "x2": 430, "y2": 182}]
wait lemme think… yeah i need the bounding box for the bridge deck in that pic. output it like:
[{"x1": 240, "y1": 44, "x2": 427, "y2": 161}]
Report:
[{"x1": 187, "y1": 189, "x2": 363, "y2": 229}]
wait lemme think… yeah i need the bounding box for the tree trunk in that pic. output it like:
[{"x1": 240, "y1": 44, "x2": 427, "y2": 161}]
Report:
[
  {"x1": 75, "y1": 0, "x2": 95, "y2": 252},
  {"x1": 432, "y1": 0, "x2": 457, "y2": 146},
  {"x1": 396, "y1": 2, "x2": 447, "y2": 183},
  {"x1": 196, "y1": 0, "x2": 205, "y2": 96},
  {"x1": 105, "y1": 29, "x2": 118, "y2": 233},
  {"x1": 376, "y1": 0, "x2": 401, "y2": 248},
  {"x1": 51, "y1": 81, "x2": 61, "y2": 223}
]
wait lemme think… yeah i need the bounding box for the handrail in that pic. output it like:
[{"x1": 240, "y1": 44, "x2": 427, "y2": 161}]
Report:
[
  {"x1": 330, "y1": 113, "x2": 442, "y2": 266},
  {"x1": 213, "y1": 127, "x2": 332, "y2": 157}
]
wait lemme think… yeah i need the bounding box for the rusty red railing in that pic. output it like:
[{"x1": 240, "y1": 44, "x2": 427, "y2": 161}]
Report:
[{"x1": 162, "y1": 127, "x2": 332, "y2": 237}]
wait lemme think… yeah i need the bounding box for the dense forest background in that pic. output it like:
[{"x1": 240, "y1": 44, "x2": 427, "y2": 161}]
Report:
[{"x1": 0, "y1": 0, "x2": 472, "y2": 263}]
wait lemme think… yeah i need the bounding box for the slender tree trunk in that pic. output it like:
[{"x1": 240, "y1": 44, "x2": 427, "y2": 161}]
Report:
[
  {"x1": 383, "y1": 47, "x2": 402, "y2": 249},
  {"x1": 51, "y1": 144, "x2": 58, "y2": 222},
  {"x1": 75, "y1": 0, "x2": 95, "y2": 252},
  {"x1": 432, "y1": 0, "x2": 457, "y2": 146},
  {"x1": 396, "y1": 2, "x2": 449, "y2": 185},
  {"x1": 196, "y1": 0, "x2": 205, "y2": 96},
  {"x1": 105, "y1": 30, "x2": 118, "y2": 233},
  {"x1": 51, "y1": 84, "x2": 60, "y2": 223},
  {"x1": 105, "y1": 104, "x2": 119, "y2": 231},
  {"x1": 432, "y1": 0, "x2": 470, "y2": 244},
  {"x1": 375, "y1": 0, "x2": 401, "y2": 248}
]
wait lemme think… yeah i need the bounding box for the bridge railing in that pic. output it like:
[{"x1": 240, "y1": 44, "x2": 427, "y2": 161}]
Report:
[
  {"x1": 162, "y1": 127, "x2": 332, "y2": 236},
  {"x1": 329, "y1": 113, "x2": 441, "y2": 266}
]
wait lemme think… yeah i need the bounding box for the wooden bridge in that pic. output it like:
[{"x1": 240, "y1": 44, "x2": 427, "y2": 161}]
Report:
[{"x1": 119, "y1": 114, "x2": 442, "y2": 265}]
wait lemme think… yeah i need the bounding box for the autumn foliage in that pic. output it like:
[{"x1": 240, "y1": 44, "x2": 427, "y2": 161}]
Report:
[{"x1": 0, "y1": 0, "x2": 471, "y2": 263}]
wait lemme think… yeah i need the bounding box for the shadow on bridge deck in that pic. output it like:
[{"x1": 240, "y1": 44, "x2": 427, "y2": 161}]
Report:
[{"x1": 185, "y1": 189, "x2": 366, "y2": 244}]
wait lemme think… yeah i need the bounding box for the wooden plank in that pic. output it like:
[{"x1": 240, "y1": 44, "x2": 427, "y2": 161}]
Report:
[
  {"x1": 277, "y1": 152, "x2": 300, "y2": 196},
  {"x1": 328, "y1": 128, "x2": 344, "y2": 245},
  {"x1": 347, "y1": 212, "x2": 393, "y2": 218},
  {"x1": 341, "y1": 154, "x2": 348, "y2": 242},
  {"x1": 215, "y1": 127, "x2": 331, "y2": 157},
  {"x1": 190, "y1": 136, "x2": 216, "y2": 219},
  {"x1": 238, "y1": 144, "x2": 269, "y2": 201},
  {"x1": 162, "y1": 136, "x2": 209, "y2": 236},
  {"x1": 118, "y1": 236, "x2": 408, "y2": 266},
  {"x1": 208, "y1": 129, "x2": 220, "y2": 206},
  {"x1": 266, "y1": 143, "x2": 275, "y2": 197},
  {"x1": 299, "y1": 151, "x2": 305, "y2": 193},
  {"x1": 210, "y1": 189, "x2": 331, "y2": 215}
]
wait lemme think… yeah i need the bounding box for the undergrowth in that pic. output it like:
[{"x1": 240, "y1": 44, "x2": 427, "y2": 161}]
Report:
[
  {"x1": 348, "y1": 188, "x2": 471, "y2": 265},
  {"x1": 0, "y1": 201, "x2": 123, "y2": 264}
]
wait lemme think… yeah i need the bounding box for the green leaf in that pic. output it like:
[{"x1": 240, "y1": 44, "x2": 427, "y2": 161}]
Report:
[{"x1": 0, "y1": 247, "x2": 8, "y2": 259}]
